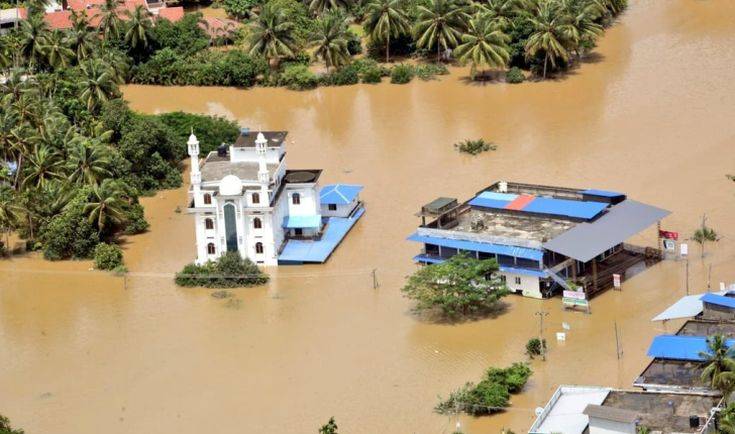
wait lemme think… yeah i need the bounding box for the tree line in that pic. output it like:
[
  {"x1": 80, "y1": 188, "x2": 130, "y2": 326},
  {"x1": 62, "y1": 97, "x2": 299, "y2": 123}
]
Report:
[{"x1": 0, "y1": 0, "x2": 239, "y2": 262}]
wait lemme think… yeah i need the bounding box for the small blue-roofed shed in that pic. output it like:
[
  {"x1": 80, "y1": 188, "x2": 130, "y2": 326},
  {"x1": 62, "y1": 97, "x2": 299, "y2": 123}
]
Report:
[
  {"x1": 647, "y1": 335, "x2": 735, "y2": 362},
  {"x1": 283, "y1": 215, "x2": 322, "y2": 229},
  {"x1": 701, "y1": 293, "x2": 735, "y2": 309},
  {"x1": 320, "y1": 184, "x2": 363, "y2": 218},
  {"x1": 701, "y1": 293, "x2": 735, "y2": 321}
]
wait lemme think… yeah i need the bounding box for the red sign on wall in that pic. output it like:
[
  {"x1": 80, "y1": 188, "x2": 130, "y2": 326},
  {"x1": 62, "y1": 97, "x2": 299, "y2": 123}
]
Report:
[{"x1": 659, "y1": 230, "x2": 679, "y2": 240}]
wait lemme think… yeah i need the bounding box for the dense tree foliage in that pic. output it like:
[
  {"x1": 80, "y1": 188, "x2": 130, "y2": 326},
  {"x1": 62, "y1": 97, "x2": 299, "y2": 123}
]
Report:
[
  {"x1": 0, "y1": 7, "x2": 240, "y2": 261},
  {"x1": 0, "y1": 414, "x2": 23, "y2": 434},
  {"x1": 175, "y1": 252, "x2": 270, "y2": 287},
  {"x1": 401, "y1": 253, "x2": 509, "y2": 320}
]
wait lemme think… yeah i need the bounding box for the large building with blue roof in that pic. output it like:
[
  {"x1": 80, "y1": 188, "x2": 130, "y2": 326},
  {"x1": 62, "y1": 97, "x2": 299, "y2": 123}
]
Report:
[{"x1": 410, "y1": 181, "x2": 669, "y2": 299}]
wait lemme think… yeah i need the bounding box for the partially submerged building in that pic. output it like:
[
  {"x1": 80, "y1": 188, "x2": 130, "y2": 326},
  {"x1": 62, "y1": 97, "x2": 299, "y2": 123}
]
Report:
[
  {"x1": 409, "y1": 181, "x2": 669, "y2": 298},
  {"x1": 529, "y1": 385, "x2": 721, "y2": 434},
  {"x1": 187, "y1": 129, "x2": 364, "y2": 266}
]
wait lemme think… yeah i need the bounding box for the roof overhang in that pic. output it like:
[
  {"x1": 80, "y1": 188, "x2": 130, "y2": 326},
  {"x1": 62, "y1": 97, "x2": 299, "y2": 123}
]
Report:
[{"x1": 542, "y1": 200, "x2": 670, "y2": 263}]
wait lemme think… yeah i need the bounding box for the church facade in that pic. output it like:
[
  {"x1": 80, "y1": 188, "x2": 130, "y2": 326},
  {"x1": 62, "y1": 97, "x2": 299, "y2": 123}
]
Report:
[{"x1": 186, "y1": 128, "x2": 324, "y2": 266}]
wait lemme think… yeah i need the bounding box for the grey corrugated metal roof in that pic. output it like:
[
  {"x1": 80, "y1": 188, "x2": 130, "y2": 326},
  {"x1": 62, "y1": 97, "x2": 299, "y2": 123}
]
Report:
[{"x1": 542, "y1": 200, "x2": 670, "y2": 263}]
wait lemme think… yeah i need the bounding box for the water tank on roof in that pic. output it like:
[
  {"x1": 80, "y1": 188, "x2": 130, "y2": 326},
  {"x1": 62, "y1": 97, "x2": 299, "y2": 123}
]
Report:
[
  {"x1": 217, "y1": 144, "x2": 228, "y2": 157},
  {"x1": 498, "y1": 181, "x2": 508, "y2": 193},
  {"x1": 240, "y1": 127, "x2": 250, "y2": 136}
]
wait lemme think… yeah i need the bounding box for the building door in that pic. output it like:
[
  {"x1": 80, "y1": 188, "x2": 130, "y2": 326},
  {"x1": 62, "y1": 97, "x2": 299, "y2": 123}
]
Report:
[{"x1": 223, "y1": 203, "x2": 238, "y2": 252}]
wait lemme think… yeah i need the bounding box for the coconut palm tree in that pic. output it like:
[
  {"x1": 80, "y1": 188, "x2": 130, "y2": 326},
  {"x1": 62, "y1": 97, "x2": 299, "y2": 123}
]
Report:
[
  {"x1": 693, "y1": 222, "x2": 718, "y2": 259},
  {"x1": 474, "y1": 0, "x2": 520, "y2": 30},
  {"x1": 454, "y1": 13, "x2": 511, "y2": 78},
  {"x1": 308, "y1": 0, "x2": 353, "y2": 16},
  {"x1": 524, "y1": 0, "x2": 573, "y2": 78},
  {"x1": 66, "y1": 141, "x2": 112, "y2": 186},
  {"x1": 556, "y1": 0, "x2": 603, "y2": 58},
  {"x1": 18, "y1": 14, "x2": 49, "y2": 69},
  {"x1": 67, "y1": 11, "x2": 98, "y2": 63},
  {"x1": 39, "y1": 30, "x2": 74, "y2": 70},
  {"x1": 0, "y1": 190, "x2": 23, "y2": 252},
  {"x1": 96, "y1": 0, "x2": 124, "y2": 39},
  {"x1": 310, "y1": 12, "x2": 352, "y2": 71},
  {"x1": 414, "y1": 0, "x2": 469, "y2": 62},
  {"x1": 78, "y1": 59, "x2": 120, "y2": 112},
  {"x1": 363, "y1": 0, "x2": 410, "y2": 63},
  {"x1": 85, "y1": 179, "x2": 127, "y2": 234},
  {"x1": 22, "y1": 144, "x2": 64, "y2": 189},
  {"x1": 246, "y1": 4, "x2": 297, "y2": 67},
  {"x1": 124, "y1": 5, "x2": 153, "y2": 51},
  {"x1": 700, "y1": 335, "x2": 735, "y2": 395}
]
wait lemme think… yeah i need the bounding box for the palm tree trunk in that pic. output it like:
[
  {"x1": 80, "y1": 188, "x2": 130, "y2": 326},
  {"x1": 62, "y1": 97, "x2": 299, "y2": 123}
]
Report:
[
  {"x1": 386, "y1": 35, "x2": 390, "y2": 63},
  {"x1": 543, "y1": 54, "x2": 548, "y2": 79},
  {"x1": 437, "y1": 44, "x2": 441, "y2": 63}
]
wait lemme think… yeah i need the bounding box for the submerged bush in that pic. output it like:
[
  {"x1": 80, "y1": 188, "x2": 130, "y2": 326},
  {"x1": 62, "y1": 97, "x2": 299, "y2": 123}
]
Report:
[
  {"x1": 390, "y1": 64, "x2": 415, "y2": 84},
  {"x1": 525, "y1": 337, "x2": 546, "y2": 359},
  {"x1": 279, "y1": 64, "x2": 319, "y2": 90},
  {"x1": 436, "y1": 363, "x2": 532, "y2": 416},
  {"x1": 454, "y1": 138, "x2": 497, "y2": 156},
  {"x1": 94, "y1": 243, "x2": 124, "y2": 271},
  {"x1": 506, "y1": 67, "x2": 525, "y2": 84},
  {"x1": 320, "y1": 65, "x2": 360, "y2": 86},
  {"x1": 414, "y1": 63, "x2": 449, "y2": 80},
  {"x1": 175, "y1": 252, "x2": 269, "y2": 288}
]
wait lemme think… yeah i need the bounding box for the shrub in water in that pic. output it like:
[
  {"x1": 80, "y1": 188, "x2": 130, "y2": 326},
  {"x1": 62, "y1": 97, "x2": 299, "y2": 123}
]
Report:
[
  {"x1": 506, "y1": 67, "x2": 525, "y2": 84},
  {"x1": 454, "y1": 138, "x2": 497, "y2": 155},
  {"x1": 320, "y1": 65, "x2": 359, "y2": 86},
  {"x1": 279, "y1": 65, "x2": 318, "y2": 90},
  {"x1": 94, "y1": 243, "x2": 124, "y2": 271},
  {"x1": 525, "y1": 337, "x2": 546, "y2": 359},
  {"x1": 390, "y1": 64, "x2": 414, "y2": 84},
  {"x1": 175, "y1": 251, "x2": 269, "y2": 288},
  {"x1": 414, "y1": 63, "x2": 449, "y2": 81},
  {"x1": 361, "y1": 67, "x2": 383, "y2": 83},
  {"x1": 123, "y1": 203, "x2": 149, "y2": 235}
]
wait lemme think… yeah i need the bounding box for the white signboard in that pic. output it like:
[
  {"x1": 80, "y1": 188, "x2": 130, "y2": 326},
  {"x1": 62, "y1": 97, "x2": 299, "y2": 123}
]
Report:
[
  {"x1": 562, "y1": 322, "x2": 571, "y2": 331},
  {"x1": 613, "y1": 273, "x2": 621, "y2": 288},
  {"x1": 563, "y1": 290, "x2": 586, "y2": 300},
  {"x1": 556, "y1": 332, "x2": 566, "y2": 341},
  {"x1": 680, "y1": 243, "x2": 688, "y2": 257}
]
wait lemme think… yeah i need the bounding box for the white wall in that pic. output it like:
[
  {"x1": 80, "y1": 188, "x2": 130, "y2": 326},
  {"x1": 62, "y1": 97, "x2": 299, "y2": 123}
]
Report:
[
  {"x1": 285, "y1": 185, "x2": 320, "y2": 216},
  {"x1": 501, "y1": 272, "x2": 541, "y2": 298},
  {"x1": 321, "y1": 199, "x2": 358, "y2": 218},
  {"x1": 588, "y1": 417, "x2": 636, "y2": 434},
  {"x1": 230, "y1": 146, "x2": 281, "y2": 165}
]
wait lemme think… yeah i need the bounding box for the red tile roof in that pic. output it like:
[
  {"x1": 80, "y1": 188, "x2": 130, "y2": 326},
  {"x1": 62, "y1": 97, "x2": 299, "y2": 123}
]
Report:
[
  {"x1": 199, "y1": 16, "x2": 240, "y2": 38},
  {"x1": 44, "y1": 10, "x2": 73, "y2": 29},
  {"x1": 157, "y1": 6, "x2": 183, "y2": 22}
]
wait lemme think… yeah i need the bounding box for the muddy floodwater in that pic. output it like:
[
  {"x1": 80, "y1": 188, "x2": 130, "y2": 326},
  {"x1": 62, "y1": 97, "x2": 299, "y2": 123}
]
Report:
[{"x1": 2, "y1": 0, "x2": 735, "y2": 433}]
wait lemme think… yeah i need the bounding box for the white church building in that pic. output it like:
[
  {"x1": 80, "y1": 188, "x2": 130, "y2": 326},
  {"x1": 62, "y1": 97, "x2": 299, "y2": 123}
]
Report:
[{"x1": 186, "y1": 128, "x2": 364, "y2": 266}]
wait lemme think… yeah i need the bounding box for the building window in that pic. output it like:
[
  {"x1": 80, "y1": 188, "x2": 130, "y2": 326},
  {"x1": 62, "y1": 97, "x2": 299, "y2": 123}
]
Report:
[
  {"x1": 205, "y1": 218, "x2": 214, "y2": 229},
  {"x1": 255, "y1": 242, "x2": 264, "y2": 254},
  {"x1": 514, "y1": 277, "x2": 522, "y2": 285},
  {"x1": 328, "y1": 204, "x2": 337, "y2": 211},
  {"x1": 294, "y1": 228, "x2": 303, "y2": 236},
  {"x1": 499, "y1": 275, "x2": 507, "y2": 284},
  {"x1": 207, "y1": 243, "x2": 216, "y2": 254},
  {"x1": 203, "y1": 193, "x2": 212, "y2": 205},
  {"x1": 253, "y1": 217, "x2": 262, "y2": 229},
  {"x1": 292, "y1": 193, "x2": 300, "y2": 205},
  {"x1": 252, "y1": 192, "x2": 260, "y2": 204}
]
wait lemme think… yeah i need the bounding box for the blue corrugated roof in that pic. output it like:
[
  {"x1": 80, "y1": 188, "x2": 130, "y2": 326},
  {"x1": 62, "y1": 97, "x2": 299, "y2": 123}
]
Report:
[
  {"x1": 283, "y1": 215, "x2": 322, "y2": 229},
  {"x1": 468, "y1": 197, "x2": 513, "y2": 209},
  {"x1": 320, "y1": 184, "x2": 363, "y2": 205},
  {"x1": 701, "y1": 293, "x2": 735, "y2": 309},
  {"x1": 412, "y1": 255, "x2": 546, "y2": 277},
  {"x1": 647, "y1": 335, "x2": 735, "y2": 361},
  {"x1": 279, "y1": 207, "x2": 365, "y2": 264},
  {"x1": 523, "y1": 197, "x2": 608, "y2": 220},
  {"x1": 407, "y1": 233, "x2": 543, "y2": 261},
  {"x1": 582, "y1": 189, "x2": 625, "y2": 198}
]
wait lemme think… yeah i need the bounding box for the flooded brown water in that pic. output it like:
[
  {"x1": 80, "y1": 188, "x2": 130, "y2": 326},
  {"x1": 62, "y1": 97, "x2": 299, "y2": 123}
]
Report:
[{"x1": 2, "y1": 0, "x2": 735, "y2": 433}]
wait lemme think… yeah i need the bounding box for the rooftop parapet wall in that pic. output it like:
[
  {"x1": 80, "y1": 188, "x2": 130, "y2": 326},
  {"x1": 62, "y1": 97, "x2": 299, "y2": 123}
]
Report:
[{"x1": 416, "y1": 226, "x2": 543, "y2": 250}]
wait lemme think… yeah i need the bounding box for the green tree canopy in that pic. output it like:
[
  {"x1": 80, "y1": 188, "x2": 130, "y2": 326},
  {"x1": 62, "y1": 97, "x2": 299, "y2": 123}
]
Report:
[{"x1": 363, "y1": 0, "x2": 410, "y2": 63}]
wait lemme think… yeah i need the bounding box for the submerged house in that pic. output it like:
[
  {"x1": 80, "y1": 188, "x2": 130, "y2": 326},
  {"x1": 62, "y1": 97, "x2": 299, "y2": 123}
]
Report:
[
  {"x1": 409, "y1": 181, "x2": 670, "y2": 299},
  {"x1": 187, "y1": 128, "x2": 364, "y2": 266},
  {"x1": 529, "y1": 385, "x2": 721, "y2": 434}
]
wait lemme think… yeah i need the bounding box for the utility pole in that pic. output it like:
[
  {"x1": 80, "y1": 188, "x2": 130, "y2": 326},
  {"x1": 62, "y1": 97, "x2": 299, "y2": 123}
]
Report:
[
  {"x1": 535, "y1": 310, "x2": 549, "y2": 361},
  {"x1": 707, "y1": 263, "x2": 712, "y2": 292},
  {"x1": 685, "y1": 259, "x2": 690, "y2": 295},
  {"x1": 614, "y1": 321, "x2": 623, "y2": 359}
]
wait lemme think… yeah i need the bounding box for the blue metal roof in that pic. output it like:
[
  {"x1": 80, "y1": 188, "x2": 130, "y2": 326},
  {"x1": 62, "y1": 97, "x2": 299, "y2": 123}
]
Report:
[
  {"x1": 701, "y1": 293, "x2": 735, "y2": 309},
  {"x1": 582, "y1": 189, "x2": 625, "y2": 198},
  {"x1": 412, "y1": 255, "x2": 547, "y2": 278},
  {"x1": 523, "y1": 197, "x2": 608, "y2": 220},
  {"x1": 279, "y1": 207, "x2": 365, "y2": 264},
  {"x1": 407, "y1": 233, "x2": 543, "y2": 261},
  {"x1": 283, "y1": 215, "x2": 322, "y2": 229},
  {"x1": 319, "y1": 184, "x2": 363, "y2": 205},
  {"x1": 647, "y1": 335, "x2": 735, "y2": 361}
]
